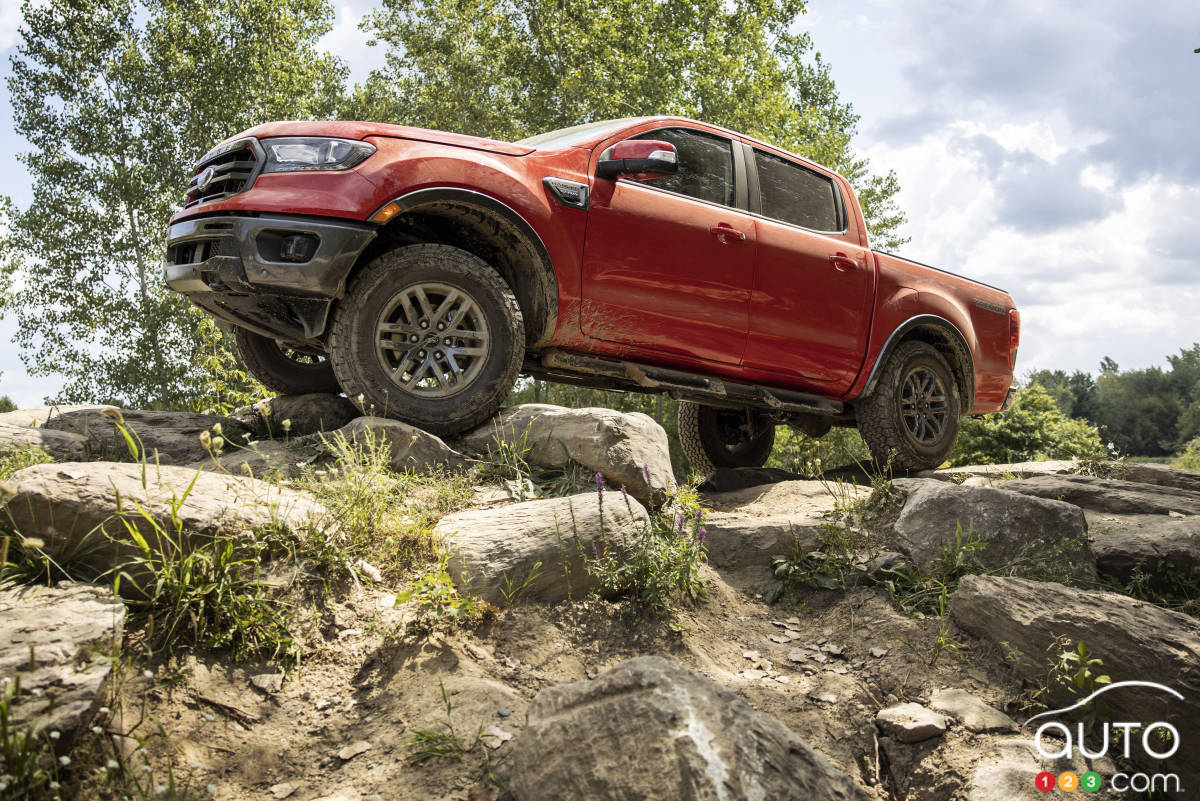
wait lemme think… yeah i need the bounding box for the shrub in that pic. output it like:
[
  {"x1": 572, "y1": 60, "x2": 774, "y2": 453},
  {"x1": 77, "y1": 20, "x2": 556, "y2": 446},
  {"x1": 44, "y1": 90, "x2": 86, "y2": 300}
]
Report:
[{"x1": 949, "y1": 384, "x2": 1103, "y2": 466}]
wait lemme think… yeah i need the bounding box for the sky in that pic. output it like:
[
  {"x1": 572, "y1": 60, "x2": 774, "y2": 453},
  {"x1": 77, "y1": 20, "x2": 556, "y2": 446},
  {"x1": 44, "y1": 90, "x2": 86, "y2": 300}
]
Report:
[{"x1": 1, "y1": 0, "x2": 1198, "y2": 405}]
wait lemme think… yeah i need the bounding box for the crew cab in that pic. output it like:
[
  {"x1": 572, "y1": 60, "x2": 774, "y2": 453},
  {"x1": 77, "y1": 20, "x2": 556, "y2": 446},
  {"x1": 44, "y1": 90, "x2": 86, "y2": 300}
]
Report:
[{"x1": 163, "y1": 116, "x2": 1019, "y2": 472}]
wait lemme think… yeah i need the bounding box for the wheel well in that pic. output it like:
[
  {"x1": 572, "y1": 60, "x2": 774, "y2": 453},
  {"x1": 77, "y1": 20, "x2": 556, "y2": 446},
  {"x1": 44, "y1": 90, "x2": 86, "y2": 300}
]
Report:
[
  {"x1": 903, "y1": 324, "x2": 973, "y2": 412},
  {"x1": 348, "y1": 191, "x2": 558, "y2": 349}
]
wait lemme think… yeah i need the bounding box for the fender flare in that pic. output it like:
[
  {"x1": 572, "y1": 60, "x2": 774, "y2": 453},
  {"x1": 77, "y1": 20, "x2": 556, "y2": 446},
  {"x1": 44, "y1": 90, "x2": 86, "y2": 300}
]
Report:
[
  {"x1": 374, "y1": 186, "x2": 560, "y2": 348},
  {"x1": 855, "y1": 314, "x2": 975, "y2": 410}
]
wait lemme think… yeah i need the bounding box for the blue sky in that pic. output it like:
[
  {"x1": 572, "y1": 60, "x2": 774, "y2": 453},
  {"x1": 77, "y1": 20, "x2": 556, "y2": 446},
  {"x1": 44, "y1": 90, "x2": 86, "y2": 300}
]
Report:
[{"x1": 2, "y1": 0, "x2": 1199, "y2": 404}]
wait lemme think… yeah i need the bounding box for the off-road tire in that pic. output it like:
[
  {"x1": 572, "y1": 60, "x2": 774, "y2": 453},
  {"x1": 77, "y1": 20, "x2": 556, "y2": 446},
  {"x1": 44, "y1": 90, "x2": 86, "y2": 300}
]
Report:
[
  {"x1": 232, "y1": 327, "x2": 341, "y2": 395},
  {"x1": 677, "y1": 401, "x2": 776, "y2": 476},
  {"x1": 327, "y1": 244, "x2": 524, "y2": 437},
  {"x1": 856, "y1": 340, "x2": 962, "y2": 472}
]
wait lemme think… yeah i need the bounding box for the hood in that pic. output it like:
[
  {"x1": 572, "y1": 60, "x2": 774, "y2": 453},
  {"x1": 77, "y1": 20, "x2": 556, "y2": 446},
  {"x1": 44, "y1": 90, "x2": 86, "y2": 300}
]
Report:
[{"x1": 216, "y1": 120, "x2": 535, "y2": 158}]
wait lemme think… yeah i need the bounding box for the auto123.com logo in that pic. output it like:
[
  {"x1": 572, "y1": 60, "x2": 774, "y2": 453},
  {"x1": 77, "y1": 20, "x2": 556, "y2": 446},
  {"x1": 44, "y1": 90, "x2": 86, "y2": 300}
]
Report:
[{"x1": 1023, "y1": 681, "x2": 1184, "y2": 794}]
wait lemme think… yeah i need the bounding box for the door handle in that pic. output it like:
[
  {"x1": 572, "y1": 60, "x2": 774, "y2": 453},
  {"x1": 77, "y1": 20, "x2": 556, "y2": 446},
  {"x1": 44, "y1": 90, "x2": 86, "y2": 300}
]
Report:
[
  {"x1": 829, "y1": 253, "x2": 858, "y2": 271},
  {"x1": 709, "y1": 224, "x2": 746, "y2": 242}
]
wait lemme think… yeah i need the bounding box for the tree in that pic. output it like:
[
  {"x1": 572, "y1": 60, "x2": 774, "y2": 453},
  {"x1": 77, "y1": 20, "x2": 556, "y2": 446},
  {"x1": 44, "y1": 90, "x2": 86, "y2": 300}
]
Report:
[
  {"x1": 0, "y1": 396, "x2": 15, "y2": 414},
  {"x1": 3, "y1": 0, "x2": 344, "y2": 409},
  {"x1": 351, "y1": 0, "x2": 908, "y2": 249},
  {"x1": 948, "y1": 384, "x2": 1102, "y2": 466}
]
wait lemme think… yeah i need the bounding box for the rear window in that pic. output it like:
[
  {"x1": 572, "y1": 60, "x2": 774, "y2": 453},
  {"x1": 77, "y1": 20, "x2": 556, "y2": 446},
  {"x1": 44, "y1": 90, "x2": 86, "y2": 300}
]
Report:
[{"x1": 754, "y1": 149, "x2": 841, "y2": 232}]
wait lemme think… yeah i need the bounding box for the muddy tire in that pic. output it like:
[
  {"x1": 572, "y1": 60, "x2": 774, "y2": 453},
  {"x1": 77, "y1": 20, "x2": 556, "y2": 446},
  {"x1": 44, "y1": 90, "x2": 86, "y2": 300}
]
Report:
[
  {"x1": 233, "y1": 327, "x2": 341, "y2": 395},
  {"x1": 677, "y1": 401, "x2": 776, "y2": 476},
  {"x1": 856, "y1": 340, "x2": 961, "y2": 472},
  {"x1": 327, "y1": 244, "x2": 524, "y2": 437}
]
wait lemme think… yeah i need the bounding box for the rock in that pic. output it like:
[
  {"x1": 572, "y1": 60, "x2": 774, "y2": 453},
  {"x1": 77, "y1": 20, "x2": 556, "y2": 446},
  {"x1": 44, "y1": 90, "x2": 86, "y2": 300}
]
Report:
[
  {"x1": 43, "y1": 408, "x2": 252, "y2": 465},
  {"x1": 928, "y1": 689, "x2": 1017, "y2": 733},
  {"x1": 0, "y1": 404, "x2": 115, "y2": 430},
  {"x1": 701, "y1": 511, "x2": 821, "y2": 574},
  {"x1": 1087, "y1": 513, "x2": 1200, "y2": 582},
  {"x1": 0, "y1": 462, "x2": 327, "y2": 582},
  {"x1": 0, "y1": 422, "x2": 89, "y2": 461},
  {"x1": 337, "y1": 740, "x2": 371, "y2": 761},
  {"x1": 270, "y1": 782, "x2": 301, "y2": 799},
  {"x1": 967, "y1": 737, "x2": 1119, "y2": 801},
  {"x1": 696, "y1": 466, "x2": 807, "y2": 493},
  {"x1": 510, "y1": 656, "x2": 870, "y2": 801},
  {"x1": 1003, "y1": 474, "x2": 1200, "y2": 516},
  {"x1": 195, "y1": 439, "x2": 322, "y2": 479},
  {"x1": 458, "y1": 404, "x2": 676, "y2": 506},
  {"x1": 251, "y1": 674, "x2": 284, "y2": 694},
  {"x1": 916, "y1": 460, "x2": 1078, "y2": 482},
  {"x1": 322, "y1": 417, "x2": 469, "y2": 473},
  {"x1": 891, "y1": 481, "x2": 1094, "y2": 581},
  {"x1": 0, "y1": 582, "x2": 125, "y2": 739},
  {"x1": 437, "y1": 491, "x2": 649, "y2": 603},
  {"x1": 875, "y1": 702, "x2": 947, "y2": 743},
  {"x1": 1121, "y1": 462, "x2": 1200, "y2": 493},
  {"x1": 952, "y1": 575, "x2": 1200, "y2": 789},
  {"x1": 230, "y1": 394, "x2": 360, "y2": 438},
  {"x1": 703, "y1": 478, "x2": 871, "y2": 516}
]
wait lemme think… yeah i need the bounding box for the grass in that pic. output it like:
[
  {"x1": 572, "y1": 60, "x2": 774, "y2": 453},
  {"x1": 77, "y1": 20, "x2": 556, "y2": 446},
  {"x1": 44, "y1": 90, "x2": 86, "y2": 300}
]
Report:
[
  {"x1": 405, "y1": 680, "x2": 483, "y2": 764},
  {"x1": 0, "y1": 444, "x2": 53, "y2": 482}
]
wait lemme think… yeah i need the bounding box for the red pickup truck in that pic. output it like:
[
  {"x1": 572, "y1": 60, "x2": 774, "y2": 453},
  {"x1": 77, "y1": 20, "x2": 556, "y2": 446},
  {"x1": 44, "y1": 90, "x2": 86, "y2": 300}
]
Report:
[{"x1": 164, "y1": 116, "x2": 1018, "y2": 473}]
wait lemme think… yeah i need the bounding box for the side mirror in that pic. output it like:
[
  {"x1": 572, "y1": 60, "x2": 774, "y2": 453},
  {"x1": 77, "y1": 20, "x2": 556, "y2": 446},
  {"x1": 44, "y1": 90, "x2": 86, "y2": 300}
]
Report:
[{"x1": 596, "y1": 139, "x2": 678, "y2": 180}]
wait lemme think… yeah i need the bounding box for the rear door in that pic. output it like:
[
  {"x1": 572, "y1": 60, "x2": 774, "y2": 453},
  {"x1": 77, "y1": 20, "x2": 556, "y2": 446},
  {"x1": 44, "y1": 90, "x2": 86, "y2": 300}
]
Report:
[
  {"x1": 741, "y1": 146, "x2": 874, "y2": 392},
  {"x1": 581, "y1": 126, "x2": 756, "y2": 365}
]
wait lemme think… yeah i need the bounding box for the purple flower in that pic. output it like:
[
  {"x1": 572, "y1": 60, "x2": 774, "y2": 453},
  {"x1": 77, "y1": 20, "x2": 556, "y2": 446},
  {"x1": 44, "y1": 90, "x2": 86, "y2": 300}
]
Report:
[
  {"x1": 594, "y1": 472, "x2": 605, "y2": 490},
  {"x1": 620, "y1": 485, "x2": 628, "y2": 500},
  {"x1": 698, "y1": 527, "x2": 707, "y2": 542},
  {"x1": 642, "y1": 464, "x2": 651, "y2": 482},
  {"x1": 675, "y1": 513, "x2": 684, "y2": 533}
]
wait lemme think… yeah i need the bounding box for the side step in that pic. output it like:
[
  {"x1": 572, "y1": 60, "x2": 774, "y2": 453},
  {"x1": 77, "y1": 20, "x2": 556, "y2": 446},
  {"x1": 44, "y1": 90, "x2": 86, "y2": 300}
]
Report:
[{"x1": 534, "y1": 349, "x2": 843, "y2": 417}]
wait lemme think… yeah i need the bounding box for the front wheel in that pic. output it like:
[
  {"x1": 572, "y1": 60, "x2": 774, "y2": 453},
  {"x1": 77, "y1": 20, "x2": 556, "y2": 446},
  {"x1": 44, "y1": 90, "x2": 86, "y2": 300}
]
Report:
[
  {"x1": 232, "y1": 327, "x2": 341, "y2": 395},
  {"x1": 856, "y1": 340, "x2": 962, "y2": 472},
  {"x1": 677, "y1": 401, "x2": 776, "y2": 476},
  {"x1": 327, "y1": 244, "x2": 524, "y2": 437}
]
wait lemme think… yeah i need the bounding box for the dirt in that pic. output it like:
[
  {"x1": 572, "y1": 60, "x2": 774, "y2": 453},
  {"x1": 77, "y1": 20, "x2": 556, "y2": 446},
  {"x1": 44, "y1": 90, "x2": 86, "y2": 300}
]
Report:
[{"x1": 119, "y1": 553, "x2": 1027, "y2": 801}]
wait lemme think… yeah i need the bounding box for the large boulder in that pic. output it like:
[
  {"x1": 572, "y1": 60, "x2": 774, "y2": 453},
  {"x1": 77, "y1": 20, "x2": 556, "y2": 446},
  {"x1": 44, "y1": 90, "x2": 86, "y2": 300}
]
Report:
[
  {"x1": 1003, "y1": 474, "x2": 1200, "y2": 516},
  {"x1": 510, "y1": 656, "x2": 870, "y2": 801},
  {"x1": 952, "y1": 575, "x2": 1200, "y2": 790},
  {"x1": 43, "y1": 408, "x2": 252, "y2": 465},
  {"x1": 436, "y1": 490, "x2": 649, "y2": 603},
  {"x1": 457, "y1": 404, "x2": 675, "y2": 506},
  {"x1": 0, "y1": 462, "x2": 327, "y2": 581},
  {"x1": 194, "y1": 439, "x2": 323, "y2": 479},
  {"x1": 915, "y1": 460, "x2": 1078, "y2": 483},
  {"x1": 700, "y1": 480, "x2": 870, "y2": 576},
  {"x1": 230, "y1": 393, "x2": 360, "y2": 439},
  {"x1": 1087, "y1": 513, "x2": 1200, "y2": 582},
  {"x1": 0, "y1": 404, "x2": 115, "y2": 430},
  {"x1": 0, "y1": 422, "x2": 88, "y2": 461},
  {"x1": 0, "y1": 582, "x2": 125, "y2": 740},
  {"x1": 1121, "y1": 462, "x2": 1200, "y2": 493},
  {"x1": 890, "y1": 481, "x2": 1094, "y2": 581},
  {"x1": 321, "y1": 417, "x2": 470, "y2": 474}
]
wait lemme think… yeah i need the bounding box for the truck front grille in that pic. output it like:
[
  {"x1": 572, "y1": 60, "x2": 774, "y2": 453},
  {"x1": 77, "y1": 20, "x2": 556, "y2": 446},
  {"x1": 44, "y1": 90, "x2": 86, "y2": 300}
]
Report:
[{"x1": 185, "y1": 138, "x2": 262, "y2": 207}]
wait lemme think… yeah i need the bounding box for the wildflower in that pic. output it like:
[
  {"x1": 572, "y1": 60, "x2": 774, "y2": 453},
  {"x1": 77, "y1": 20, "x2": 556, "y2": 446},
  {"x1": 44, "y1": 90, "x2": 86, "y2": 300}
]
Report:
[
  {"x1": 58, "y1": 755, "x2": 71, "y2": 766},
  {"x1": 49, "y1": 730, "x2": 61, "y2": 740},
  {"x1": 281, "y1": 418, "x2": 292, "y2": 433},
  {"x1": 99, "y1": 706, "x2": 110, "y2": 715},
  {"x1": 92, "y1": 725, "x2": 104, "y2": 735},
  {"x1": 594, "y1": 472, "x2": 604, "y2": 490},
  {"x1": 642, "y1": 463, "x2": 651, "y2": 482},
  {"x1": 212, "y1": 422, "x2": 223, "y2": 436},
  {"x1": 698, "y1": 527, "x2": 707, "y2": 542},
  {"x1": 107, "y1": 760, "x2": 119, "y2": 769},
  {"x1": 143, "y1": 669, "x2": 154, "y2": 679},
  {"x1": 675, "y1": 513, "x2": 684, "y2": 533},
  {"x1": 211, "y1": 435, "x2": 225, "y2": 451},
  {"x1": 143, "y1": 764, "x2": 153, "y2": 773},
  {"x1": 50, "y1": 782, "x2": 60, "y2": 790}
]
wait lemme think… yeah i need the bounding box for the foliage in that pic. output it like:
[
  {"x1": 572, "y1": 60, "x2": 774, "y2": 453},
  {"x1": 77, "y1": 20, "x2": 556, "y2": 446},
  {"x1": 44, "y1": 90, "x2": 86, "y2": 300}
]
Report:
[
  {"x1": 0, "y1": 444, "x2": 52, "y2": 482},
  {"x1": 586, "y1": 483, "x2": 708, "y2": 614},
  {"x1": 1176, "y1": 437, "x2": 1200, "y2": 472},
  {"x1": 768, "y1": 426, "x2": 870, "y2": 476},
  {"x1": 949, "y1": 384, "x2": 1103, "y2": 466},
  {"x1": 1102, "y1": 559, "x2": 1200, "y2": 619},
  {"x1": 0, "y1": 396, "x2": 15, "y2": 414},
  {"x1": 396, "y1": 550, "x2": 492, "y2": 622},
  {"x1": 1019, "y1": 637, "x2": 1112, "y2": 722},
  {"x1": 405, "y1": 680, "x2": 484, "y2": 764},
  {"x1": 3, "y1": 0, "x2": 344, "y2": 410},
  {"x1": 874, "y1": 523, "x2": 988, "y2": 619},
  {"x1": 354, "y1": 0, "x2": 908, "y2": 249}
]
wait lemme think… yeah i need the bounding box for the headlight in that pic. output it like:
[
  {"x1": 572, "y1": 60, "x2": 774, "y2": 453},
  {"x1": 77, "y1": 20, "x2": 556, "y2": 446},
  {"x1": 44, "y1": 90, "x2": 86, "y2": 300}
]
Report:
[{"x1": 260, "y1": 137, "x2": 376, "y2": 173}]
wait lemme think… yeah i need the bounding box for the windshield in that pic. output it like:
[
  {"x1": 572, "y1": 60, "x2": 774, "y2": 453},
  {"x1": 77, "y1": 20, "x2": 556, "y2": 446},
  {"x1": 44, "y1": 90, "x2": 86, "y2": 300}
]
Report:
[{"x1": 516, "y1": 118, "x2": 642, "y2": 149}]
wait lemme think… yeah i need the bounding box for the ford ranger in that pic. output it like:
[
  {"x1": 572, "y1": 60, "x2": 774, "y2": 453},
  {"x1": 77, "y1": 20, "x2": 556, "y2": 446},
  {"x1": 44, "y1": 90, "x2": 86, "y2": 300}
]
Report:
[{"x1": 163, "y1": 116, "x2": 1019, "y2": 472}]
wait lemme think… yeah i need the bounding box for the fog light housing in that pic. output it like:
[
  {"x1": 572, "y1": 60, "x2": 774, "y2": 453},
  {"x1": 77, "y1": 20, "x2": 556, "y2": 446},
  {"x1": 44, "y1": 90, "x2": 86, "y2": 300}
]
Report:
[{"x1": 280, "y1": 234, "x2": 318, "y2": 263}]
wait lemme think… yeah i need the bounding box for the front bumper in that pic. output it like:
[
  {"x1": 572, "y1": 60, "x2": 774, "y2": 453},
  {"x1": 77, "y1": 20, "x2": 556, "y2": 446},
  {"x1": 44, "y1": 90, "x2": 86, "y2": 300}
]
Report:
[{"x1": 163, "y1": 213, "x2": 376, "y2": 342}]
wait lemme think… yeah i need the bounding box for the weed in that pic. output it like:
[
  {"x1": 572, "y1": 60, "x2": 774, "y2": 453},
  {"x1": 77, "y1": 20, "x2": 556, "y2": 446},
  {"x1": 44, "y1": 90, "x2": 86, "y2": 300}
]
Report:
[
  {"x1": 406, "y1": 680, "x2": 482, "y2": 764},
  {"x1": 1101, "y1": 559, "x2": 1200, "y2": 618},
  {"x1": 0, "y1": 526, "x2": 107, "y2": 588},
  {"x1": 875, "y1": 523, "x2": 988, "y2": 618},
  {"x1": 1076, "y1": 441, "x2": 1129, "y2": 479},
  {"x1": 397, "y1": 550, "x2": 492, "y2": 622},
  {"x1": 500, "y1": 560, "x2": 544, "y2": 605},
  {"x1": 586, "y1": 482, "x2": 708, "y2": 615},
  {"x1": 1018, "y1": 637, "x2": 1112, "y2": 723},
  {"x1": 0, "y1": 445, "x2": 52, "y2": 482}
]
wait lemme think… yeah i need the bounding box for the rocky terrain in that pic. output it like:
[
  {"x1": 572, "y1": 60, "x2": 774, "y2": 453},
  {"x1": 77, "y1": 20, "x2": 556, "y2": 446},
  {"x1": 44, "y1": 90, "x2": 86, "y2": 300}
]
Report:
[{"x1": 1, "y1": 396, "x2": 1198, "y2": 801}]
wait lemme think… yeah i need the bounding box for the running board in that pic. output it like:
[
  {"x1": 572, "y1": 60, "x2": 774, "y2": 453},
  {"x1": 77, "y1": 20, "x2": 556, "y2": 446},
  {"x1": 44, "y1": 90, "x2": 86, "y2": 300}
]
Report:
[{"x1": 535, "y1": 349, "x2": 843, "y2": 417}]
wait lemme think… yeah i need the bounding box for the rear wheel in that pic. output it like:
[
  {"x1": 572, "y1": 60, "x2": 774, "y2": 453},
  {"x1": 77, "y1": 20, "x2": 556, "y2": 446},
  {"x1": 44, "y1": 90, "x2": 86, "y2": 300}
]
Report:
[
  {"x1": 233, "y1": 327, "x2": 341, "y2": 395},
  {"x1": 856, "y1": 340, "x2": 962, "y2": 472},
  {"x1": 327, "y1": 244, "x2": 524, "y2": 437},
  {"x1": 677, "y1": 401, "x2": 776, "y2": 476}
]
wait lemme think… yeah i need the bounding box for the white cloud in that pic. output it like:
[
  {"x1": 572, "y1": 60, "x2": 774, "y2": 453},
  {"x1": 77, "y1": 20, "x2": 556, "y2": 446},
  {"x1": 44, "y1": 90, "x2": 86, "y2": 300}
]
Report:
[
  {"x1": 320, "y1": 3, "x2": 387, "y2": 87},
  {"x1": 0, "y1": 0, "x2": 25, "y2": 53}
]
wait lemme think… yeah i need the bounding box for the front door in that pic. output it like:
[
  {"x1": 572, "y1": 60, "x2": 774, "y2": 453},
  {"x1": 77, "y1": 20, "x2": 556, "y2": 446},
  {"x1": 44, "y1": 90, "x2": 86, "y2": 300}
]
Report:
[{"x1": 581, "y1": 126, "x2": 756, "y2": 366}]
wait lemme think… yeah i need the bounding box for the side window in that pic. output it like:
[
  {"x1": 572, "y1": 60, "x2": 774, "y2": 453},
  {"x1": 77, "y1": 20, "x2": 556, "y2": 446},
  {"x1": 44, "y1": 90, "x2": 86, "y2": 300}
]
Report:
[
  {"x1": 629, "y1": 128, "x2": 735, "y2": 207},
  {"x1": 754, "y1": 149, "x2": 841, "y2": 232}
]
